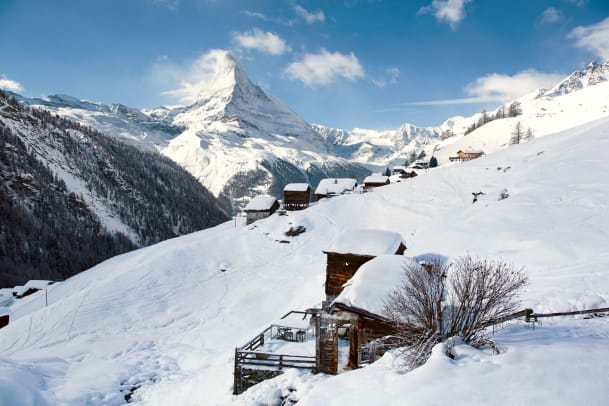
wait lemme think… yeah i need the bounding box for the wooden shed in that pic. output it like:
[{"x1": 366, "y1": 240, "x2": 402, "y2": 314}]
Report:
[
  {"x1": 322, "y1": 229, "x2": 406, "y2": 303},
  {"x1": 363, "y1": 175, "x2": 390, "y2": 190},
  {"x1": 243, "y1": 195, "x2": 280, "y2": 225},
  {"x1": 283, "y1": 183, "x2": 311, "y2": 211},
  {"x1": 314, "y1": 178, "x2": 357, "y2": 200}
]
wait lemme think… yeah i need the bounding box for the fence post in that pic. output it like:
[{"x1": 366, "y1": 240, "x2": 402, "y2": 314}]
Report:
[{"x1": 233, "y1": 348, "x2": 241, "y2": 395}]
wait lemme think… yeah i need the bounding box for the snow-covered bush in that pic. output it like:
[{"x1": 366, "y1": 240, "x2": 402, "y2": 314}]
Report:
[{"x1": 384, "y1": 255, "x2": 527, "y2": 370}]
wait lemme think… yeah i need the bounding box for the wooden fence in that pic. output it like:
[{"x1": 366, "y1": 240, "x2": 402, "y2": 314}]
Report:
[{"x1": 234, "y1": 323, "x2": 316, "y2": 395}]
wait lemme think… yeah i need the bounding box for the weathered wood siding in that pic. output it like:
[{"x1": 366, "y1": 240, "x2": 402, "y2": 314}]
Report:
[
  {"x1": 284, "y1": 189, "x2": 310, "y2": 210},
  {"x1": 351, "y1": 316, "x2": 397, "y2": 368},
  {"x1": 324, "y1": 253, "x2": 375, "y2": 298}
]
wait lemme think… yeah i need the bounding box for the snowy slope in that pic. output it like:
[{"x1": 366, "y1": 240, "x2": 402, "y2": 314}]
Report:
[
  {"x1": 1, "y1": 115, "x2": 609, "y2": 405},
  {"x1": 314, "y1": 60, "x2": 609, "y2": 170}
]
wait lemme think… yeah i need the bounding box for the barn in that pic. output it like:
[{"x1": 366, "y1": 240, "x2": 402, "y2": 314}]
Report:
[
  {"x1": 314, "y1": 178, "x2": 357, "y2": 200},
  {"x1": 243, "y1": 195, "x2": 280, "y2": 225},
  {"x1": 363, "y1": 175, "x2": 390, "y2": 190},
  {"x1": 283, "y1": 183, "x2": 311, "y2": 211}
]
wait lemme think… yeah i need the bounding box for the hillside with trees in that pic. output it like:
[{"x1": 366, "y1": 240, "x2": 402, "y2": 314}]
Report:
[{"x1": 0, "y1": 90, "x2": 229, "y2": 287}]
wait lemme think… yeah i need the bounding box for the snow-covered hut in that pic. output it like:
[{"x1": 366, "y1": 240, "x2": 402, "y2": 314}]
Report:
[
  {"x1": 391, "y1": 165, "x2": 407, "y2": 175},
  {"x1": 332, "y1": 255, "x2": 418, "y2": 368},
  {"x1": 363, "y1": 175, "x2": 390, "y2": 190},
  {"x1": 13, "y1": 280, "x2": 53, "y2": 299},
  {"x1": 283, "y1": 183, "x2": 311, "y2": 211},
  {"x1": 322, "y1": 229, "x2": 406, "y2": 302},
  {"x1": 314, "y1": 178, "x2": 357, "y2": 200},
  {"x1": 243, "y1": 195, "x2": 280, "y2": 225}
]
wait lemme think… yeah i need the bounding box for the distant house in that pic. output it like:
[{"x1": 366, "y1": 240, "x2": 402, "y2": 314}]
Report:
[
  {"x1": 400, "y1": 170, "x2": 418, "y2": 179},
  {"x1": 449, "y1": 149, "x2": 485, "y2": 162},
  {"x1": 13, "y1": 280, "x2": 53, "y2": 298},
  {"x1": 322, "y1": 229, "x2": 407, "y2": 303},
  {"x1": 410, "y1": 160, "x2": 429, "y2": 170},
  {"x1": 332, "y1": 255, "x2": 419, "y2": 368},
  {"x1": 314, "y1": 178, "x2": 357, "y2": 200},
  {"x1": 391, "y1": 166, "x2": 408, "y2": 176},
  {"x1": 283, "y1": 183, "x2": 311, "y2": 211},
  {"x1": 243, "y1": 195, "x2": 280, "y2": 225},
  {"x1": 363, "y1": 175, "x2": 390, "y2": 190}
]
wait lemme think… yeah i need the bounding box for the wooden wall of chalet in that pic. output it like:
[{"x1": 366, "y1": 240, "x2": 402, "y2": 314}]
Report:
[
  {"x1": 350, "y1": 316, "x2": 397, "y2": 368},
  {"x1": 284, "y1": 189, "x2": 310, "y2": 210},
  {"x1": 324, "y1": 253, "x2": 375, "y2": 299}
]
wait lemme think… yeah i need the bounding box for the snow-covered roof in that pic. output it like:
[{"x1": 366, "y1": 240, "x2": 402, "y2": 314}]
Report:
[
  {"x1": 13, "y1": 280, "x2": 53, "y2": 296},
  {"x1": 392, "y1": 166, "x2": 407, "y2": 172},
  {"x1": 459, "y1": 148, "x2": 484, "y2": 154},
  {"x1": 315, "y1": 178, "x2": 357, "y2": 196},
  {"x1": 324, "y1": 229, "x2": 406, "y2": 256},
  {"x1": 243, "y1": 195, "x2": 278, "y2": 212},
  {"x1": 284, "y1": 183, "x2": 310, "y2": 192},
  {"x1": 363, "y1": 175, "x2": 389, "y2": 184},
  {"x1": 334, "y1": 255, "x2": 418, "y2": 316}
]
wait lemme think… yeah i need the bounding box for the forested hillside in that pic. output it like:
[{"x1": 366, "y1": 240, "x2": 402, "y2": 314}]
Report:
[{"x1": 0, "y1": 90, "x2": 229, "y2": 287}]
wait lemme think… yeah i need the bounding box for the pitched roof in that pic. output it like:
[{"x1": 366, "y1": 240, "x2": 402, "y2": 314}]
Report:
[
  {"x1": 363, "y1": 175, "x2": 389, "y2": 184},
  {"x1": 243, "y1": 195, "x2": 278, "y2": 211},
  {"x1": 314, "y1": 178, "x2": 357, "y2": 196},
  {"x1": 334, "y1": 255, "x2": 418, "y2": 317},
  {"x1": 324, "y1": 229, "x2": 406, "y2": 256}
]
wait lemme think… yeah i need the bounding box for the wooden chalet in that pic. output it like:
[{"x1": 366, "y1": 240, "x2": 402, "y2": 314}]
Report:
[
  {"x1": 322, "y1": 229, "x2": 407, "y2": 303},
  {"x1": 363, "y1": 175, "x2": 390, "y2": 190},
  {"x1": 243, "y1": 195, "x2": 280, "y2": 225},
  {"x1": 400, "y1": 170, "x2": 418, "y2": 179},
  {"x1": 449, "y1": 148, "x2": 485, "y2": 162},
  {"x1": 330, "y1": 255, "x2": 419, "y2": 369},
  {"x1": 391, "y1": 165, "x2": 408, "y2": 176},
  {"x1": 283, "y1": 183, "x2": 311, "y2": 211},
  {"x1": 314, "y1": 178, "x2": 357, "y2": 200}
]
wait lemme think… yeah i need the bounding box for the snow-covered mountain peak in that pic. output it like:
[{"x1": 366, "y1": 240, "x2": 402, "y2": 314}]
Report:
[{"x1": 541, "y1": 59, "x2": 609, "y2": 98}]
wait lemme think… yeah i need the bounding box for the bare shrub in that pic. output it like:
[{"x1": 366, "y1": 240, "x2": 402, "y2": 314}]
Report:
[{"x1": 384, "y1": 255, "x2": 527, "y2": 369}]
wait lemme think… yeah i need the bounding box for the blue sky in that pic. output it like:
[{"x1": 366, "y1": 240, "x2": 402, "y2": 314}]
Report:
[{"x1": 1, "y1": 0, "x2": 608, "y2": 129}]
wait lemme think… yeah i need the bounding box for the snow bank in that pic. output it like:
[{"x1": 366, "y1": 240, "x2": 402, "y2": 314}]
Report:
[{"x1": 335, "y1": 255, "x2": 418, "y2": 316}]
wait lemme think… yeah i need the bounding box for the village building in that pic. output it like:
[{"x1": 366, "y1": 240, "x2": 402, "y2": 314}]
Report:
[
  {"x1": 391, "y1": 165, "x2": 408, "y2": 176},
  {"x1": 449, "y1": 148, "x2": 485, "y2": 162},
  {"x1": 331, "y1": 255, "x2": 419, "y2": 369},
  {"x1": 12, "y1": 280, "x2": 53, "y2": 298},
  {"x1": 243, "y1": 195, "x2": 280, "y2": 225},
  {"x1": 363, "y1": 175, "x2": 390, "y2": 190},
  {"x1": 314, "y1": 178, "x2": 357, "y2": 200},
  {"x1": 410, "y1": 160, "x2": 429, "y2": 170},
  {"x1": 283, "y1": 183, "x2": 311, "y2": 211}
]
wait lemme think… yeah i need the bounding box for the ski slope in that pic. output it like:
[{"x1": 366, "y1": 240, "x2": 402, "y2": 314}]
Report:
[{"x1": 1, "y1": 116, "x2": 609, "y2": 405}]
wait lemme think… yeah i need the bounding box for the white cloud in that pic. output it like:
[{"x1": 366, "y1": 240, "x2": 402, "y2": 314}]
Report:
[
  {"x1": 149, "y1": 49, "x2": 236, "y2": 104},
  {"x1": 419, "y1": 0, "x2": 473, "y2": 29},
  {"x1": 564, "y1": 0, "x2": 587, "y2": 7},
  {"x1": 232, "y1": 28, "x2": 290, "y2": 55},
  {"x1": 0, "y1": 76, "x2": 24, "y2": 93},
  {"x1": 243, "y1": 10, "x2": 268, "y2": 20},
  {"x1": 372, "y1": 67, "x2": 400, "y2": 88},
  {"x1": 407, "y1": 69, "x2": 564, "y2": 106},
  {"x1": 540, "y1": 7, "x2": 563, "y2": 24},
  {"x1": 569, "y1": 16, "x2": 609, "y2": 60},
  {"x1": 285, "y1": 49, "x2": 365, "y2": 86},
  {"x1": 293, "y1": 4, "x2": 325, "y2": 24}
]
